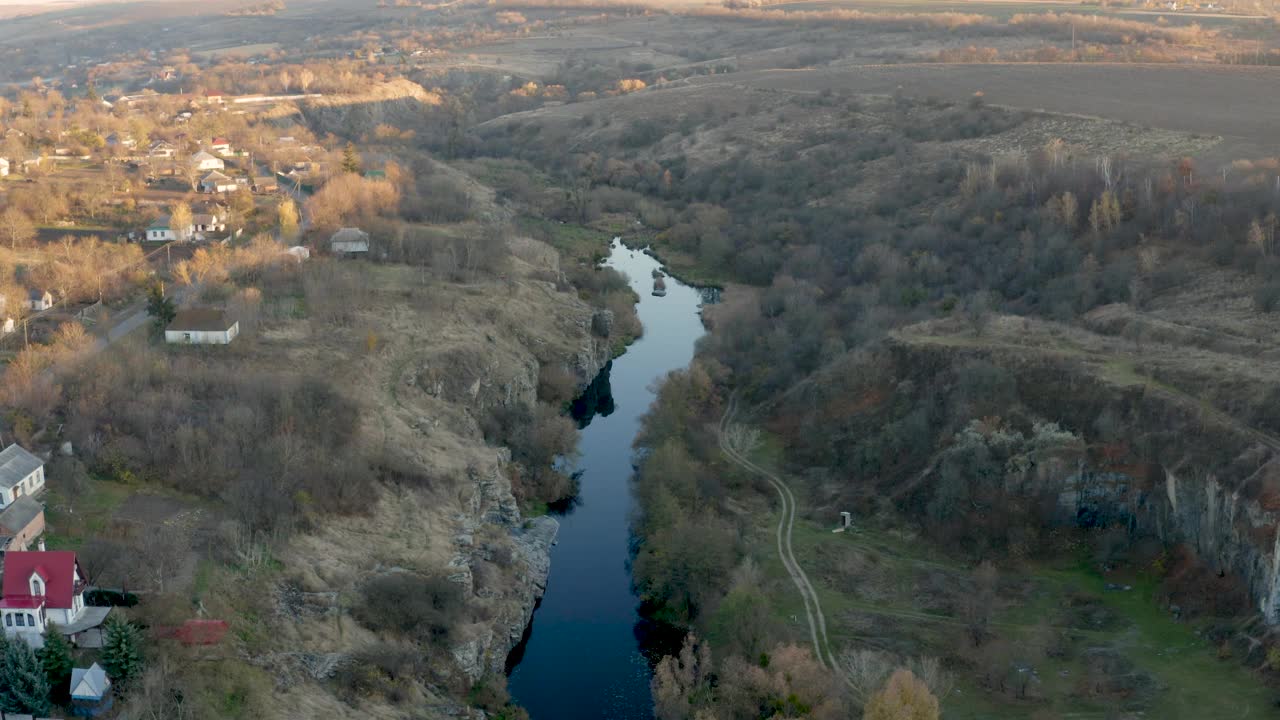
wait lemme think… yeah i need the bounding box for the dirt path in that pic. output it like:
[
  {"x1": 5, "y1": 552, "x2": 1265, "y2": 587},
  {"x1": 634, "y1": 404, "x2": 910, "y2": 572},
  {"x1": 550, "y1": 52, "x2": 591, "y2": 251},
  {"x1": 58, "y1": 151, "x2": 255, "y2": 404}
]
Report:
[{"x1": 719, "y1": 394, "x2": 849, "y2": 682}]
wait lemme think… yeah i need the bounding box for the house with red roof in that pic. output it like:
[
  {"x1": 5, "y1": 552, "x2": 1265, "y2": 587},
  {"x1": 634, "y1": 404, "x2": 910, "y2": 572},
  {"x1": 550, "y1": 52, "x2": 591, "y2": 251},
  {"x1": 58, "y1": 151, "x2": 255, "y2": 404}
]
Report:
[
  {"x1": 210, "y1": 137, "x2": 232, "y2": 155},
  {"x1": 1, "y1": 551, "x2": 109, "y2": 648}
]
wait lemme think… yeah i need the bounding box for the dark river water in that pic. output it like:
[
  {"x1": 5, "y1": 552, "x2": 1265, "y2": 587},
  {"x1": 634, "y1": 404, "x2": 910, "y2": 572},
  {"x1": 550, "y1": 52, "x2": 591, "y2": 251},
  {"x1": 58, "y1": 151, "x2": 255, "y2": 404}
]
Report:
[{"x1": 507, "y1": 239, "x2": 709, "y2": 720}]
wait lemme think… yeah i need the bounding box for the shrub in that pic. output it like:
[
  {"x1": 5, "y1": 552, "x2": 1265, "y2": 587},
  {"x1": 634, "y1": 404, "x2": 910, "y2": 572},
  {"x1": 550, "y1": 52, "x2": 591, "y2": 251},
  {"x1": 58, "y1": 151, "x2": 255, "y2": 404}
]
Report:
[{"x1": 353, "y1": 573, "x2": 465, "y2": 647}]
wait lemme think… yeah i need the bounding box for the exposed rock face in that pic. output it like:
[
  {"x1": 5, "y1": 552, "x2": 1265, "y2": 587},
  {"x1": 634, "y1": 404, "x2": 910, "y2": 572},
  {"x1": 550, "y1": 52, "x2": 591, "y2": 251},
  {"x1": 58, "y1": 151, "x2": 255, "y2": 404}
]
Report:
[{"x1": 886, "y1": 337, "x2": 1280, "y2": 621}]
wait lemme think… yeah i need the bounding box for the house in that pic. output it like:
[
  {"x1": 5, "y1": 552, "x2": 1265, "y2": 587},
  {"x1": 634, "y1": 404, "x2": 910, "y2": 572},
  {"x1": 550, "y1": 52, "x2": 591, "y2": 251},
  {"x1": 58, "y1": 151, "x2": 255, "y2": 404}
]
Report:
[
  {"x1": 147, "y1": 215, "x2": 193, "y2": 242},
  {"x1": 2, "y1": 317, "x2": 14, "y2": 335},
  {"x1": 191, "y1": 151, "x2": 224, "y2": 172},
  {"x1": 165, "y1": 309, "x2": 239, "y2": 345},
  {"x1": 204, "y1": 91, "x2": 226, "y2": 105},
  {"x1": 330, "y1": 227, "x2": 370, "y2": 256},
  {"x1": 0, "y1": 551, "x2": 109, "y2": 648},
  {"x1": 104, "y1": 133, "x2": 136, "y2": 150},
  {"x1": 0, "y1": 444, "x2": 45, "y2": 510},
  {"x1": 0, "y1": 158, "x2": 8, "y2": 177},
  {"x1": 210, "y1": 137, "x2": 232, "y2": 155},
  {"x1": 199, "y1": 171, "x2": 238, "y2": 194},
  {"x1": 0, "y1": 497, "x2": 44, "y2": 553},
  {"x1": 147, "y1": 140, "x2": 175, "y2": 158},
  {"x1": 193, "y1": 213, "x2": 225, "y2": 234},
  {"x1": 27, "y1": 289, "x2": 53, "y2": 312},
  {"x1": 252, "y1": 176, "x2": 278, "y2": 193},
  {"x1": 70, "y1": 662, "x2": 113, "y2": 717}
]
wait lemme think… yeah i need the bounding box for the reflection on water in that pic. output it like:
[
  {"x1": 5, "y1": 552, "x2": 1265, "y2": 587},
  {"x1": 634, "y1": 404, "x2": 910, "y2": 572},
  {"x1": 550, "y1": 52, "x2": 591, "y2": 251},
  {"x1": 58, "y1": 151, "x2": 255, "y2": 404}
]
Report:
[{"x1": 507, "y1": 240, "x2": 709, "y2": 720}]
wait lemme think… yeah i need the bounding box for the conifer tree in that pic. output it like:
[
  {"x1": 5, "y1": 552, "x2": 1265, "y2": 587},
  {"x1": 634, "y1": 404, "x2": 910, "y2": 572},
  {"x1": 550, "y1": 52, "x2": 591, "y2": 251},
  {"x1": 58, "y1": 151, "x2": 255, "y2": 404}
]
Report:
[
  {"x1": 341, "y1": 142, "x2": 362, "y2": 175},
  {"x1": 38, "y1": 624, "x2": 74, "y2": 701},
  {"x1": 0, "y1": 634, "x2": 54, "y2": 716},
  {"x1": 100, "y1": 617, "x2": 145, "y2": 689}
]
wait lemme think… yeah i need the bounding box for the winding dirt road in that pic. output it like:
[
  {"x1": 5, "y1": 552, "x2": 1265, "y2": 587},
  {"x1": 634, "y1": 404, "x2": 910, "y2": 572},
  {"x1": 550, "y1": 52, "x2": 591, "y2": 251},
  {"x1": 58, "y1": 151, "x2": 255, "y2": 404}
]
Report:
[{"x1": 718, "y1": 395, "x2": 847, "y2": 680}]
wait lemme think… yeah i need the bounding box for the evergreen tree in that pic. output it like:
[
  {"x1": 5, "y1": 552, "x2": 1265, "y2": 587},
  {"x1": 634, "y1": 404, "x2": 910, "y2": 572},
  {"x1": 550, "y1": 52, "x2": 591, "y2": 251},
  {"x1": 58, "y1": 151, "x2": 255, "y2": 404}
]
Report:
[
  {"x1": 100, "y1": 617, "x2": 145, "y2": 689},
  {"x1": 0, "y1": 634, "x2": 54, "y2": 716},
  {"x1": 38, "y1": 625, "x2": 74, "y2": 702},
  {"x1": 341, "y1": 142, "x2": 362, "y2": 175},
  {"x1": 146, "y1": 283, "x2": 176, "y2": 336}
]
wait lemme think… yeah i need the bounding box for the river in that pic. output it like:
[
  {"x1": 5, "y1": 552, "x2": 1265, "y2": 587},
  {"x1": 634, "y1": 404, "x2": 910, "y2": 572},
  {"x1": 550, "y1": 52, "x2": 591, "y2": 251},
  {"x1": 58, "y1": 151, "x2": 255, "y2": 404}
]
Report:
[{"x1": 507, "y1": 239, "x2": 709, "y2": 720}]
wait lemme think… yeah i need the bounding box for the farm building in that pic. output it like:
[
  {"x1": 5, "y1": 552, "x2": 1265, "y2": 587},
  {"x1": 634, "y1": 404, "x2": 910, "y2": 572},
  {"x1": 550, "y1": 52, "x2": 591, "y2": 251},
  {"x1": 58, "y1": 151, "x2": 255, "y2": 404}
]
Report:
[
  {"x1": 0, "y1": 496, "x2": 44, "y2": 552},
  {"x1": 165, "y1": 309, "x2": 239, "y2": 345},
  {"x1": 0, "y1": 444, "x2": 45, "y2": 510},
  {"x1": 69, "y1": 662, "x2": 113, "y2": 717},
  {"x1": 252, "y1": 176, "x2": 278, "y2": 193},
  {"x1": 199, "y1": 171, "x2": 238, "y2": 194},
  {"x1": 27, "y1": 289, "x2": 52, "y2": 311},
  {"x1": 330, "y1": 227, "x2": 370, "y2": 256},
  {"x1": 0, "y1": 550, "x2": 109, "y2": 648}
]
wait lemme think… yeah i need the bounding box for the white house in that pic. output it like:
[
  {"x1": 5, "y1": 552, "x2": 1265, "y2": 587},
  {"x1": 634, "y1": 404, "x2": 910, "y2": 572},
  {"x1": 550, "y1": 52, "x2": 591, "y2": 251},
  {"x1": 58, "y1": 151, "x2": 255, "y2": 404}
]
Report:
[
  {"x1": 199, "y1": 171, "x2": 238, "y2": 194},
  {"x1": 193, "y1": 213, "x2": 225, "y2": 234},
  {"x1": 0, "y1": 444, "x2": 44, "y2": 510},
  {"x1": 330, "y1": 227, "x2": 370, "y2": 256},
  {"x1": 210, "y1": 137, "x2": 232, "y2": 155},
  {"x1": 0, "y1": 158, "x2": 8, "y2": 177},
  {"x1": 191, "y1": 151, "x2": 225, "y2": 172},
  {"x1": 148, "y1": 215, "x2": 193, "y2": 242},
  {"x1": 148, "y1": 140, "x2": 176, "y2": 158},
  {"x1": 2, "y1": 317, "x2": 15, "y2": 335},
  {"x1": 1, "y1": 551, "x2": 109, "y2": 648},
  {"x1": 27, "y1": 289, "x2": 53, "y2": 311},
  {"x1": 165, "y1": 308, "x2": 239, "y2": 345}
]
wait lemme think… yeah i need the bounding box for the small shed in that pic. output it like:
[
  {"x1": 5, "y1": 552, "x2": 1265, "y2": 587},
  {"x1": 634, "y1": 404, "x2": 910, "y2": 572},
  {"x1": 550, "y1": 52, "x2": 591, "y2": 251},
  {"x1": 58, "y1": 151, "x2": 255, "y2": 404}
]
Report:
[
  {"x1": 330, "y1": 227, "x2": 370, "y2": 256},
  {"x1": 165, "y1": 309, "x2": 239, "y2": 345},
  {"x1": 69, "y1": 662, "x2": 112, "y2": 717},
  {"x1": 252, "y1": 176, "x2": 278, "y2": 193}
]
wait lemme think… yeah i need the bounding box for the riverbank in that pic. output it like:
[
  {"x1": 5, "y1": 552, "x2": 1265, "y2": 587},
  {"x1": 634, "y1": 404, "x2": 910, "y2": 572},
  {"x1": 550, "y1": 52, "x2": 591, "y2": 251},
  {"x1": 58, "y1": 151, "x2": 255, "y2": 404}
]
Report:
[{"x1": 507, "y1": 239, "x2": 711, "y2": 720}]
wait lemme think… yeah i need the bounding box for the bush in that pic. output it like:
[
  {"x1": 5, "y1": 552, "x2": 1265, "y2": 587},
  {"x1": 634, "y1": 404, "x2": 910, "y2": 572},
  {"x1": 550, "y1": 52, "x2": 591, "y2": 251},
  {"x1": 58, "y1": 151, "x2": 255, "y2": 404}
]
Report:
[{"x1": 353, "y1": 573, "x2": 465, "y2": 647}]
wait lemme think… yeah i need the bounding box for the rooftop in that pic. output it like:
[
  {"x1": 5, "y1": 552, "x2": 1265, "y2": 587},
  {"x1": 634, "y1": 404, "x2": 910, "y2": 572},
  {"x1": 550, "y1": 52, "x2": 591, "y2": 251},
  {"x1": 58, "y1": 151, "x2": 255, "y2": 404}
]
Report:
[
  {"x1": 0, "y1": 444, "x2": 42, "y2": 491},
  {"x1": 167, "y1": 308, "x2": 235, "y2": 333},
  {"x1": 0, "y1": 496, "x2": 43, "y2": 535}
]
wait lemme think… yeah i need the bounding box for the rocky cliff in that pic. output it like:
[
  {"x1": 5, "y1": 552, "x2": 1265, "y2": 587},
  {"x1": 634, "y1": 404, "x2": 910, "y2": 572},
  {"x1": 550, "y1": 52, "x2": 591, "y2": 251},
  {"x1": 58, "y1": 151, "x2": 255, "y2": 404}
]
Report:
[
  {"x1": 270, "y1": 248, "x2": 615, "y2": 718},
  {"x1": 882, "y1": 317, "x2": 1280, "y2": 623}
]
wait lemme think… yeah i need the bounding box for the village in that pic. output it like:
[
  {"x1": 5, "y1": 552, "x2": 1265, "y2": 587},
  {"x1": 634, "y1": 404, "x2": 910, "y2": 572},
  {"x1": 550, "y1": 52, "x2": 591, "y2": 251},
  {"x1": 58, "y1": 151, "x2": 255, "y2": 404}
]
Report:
[{"x1": 0, "y1": 62, "x2": 401, "y2": 718}]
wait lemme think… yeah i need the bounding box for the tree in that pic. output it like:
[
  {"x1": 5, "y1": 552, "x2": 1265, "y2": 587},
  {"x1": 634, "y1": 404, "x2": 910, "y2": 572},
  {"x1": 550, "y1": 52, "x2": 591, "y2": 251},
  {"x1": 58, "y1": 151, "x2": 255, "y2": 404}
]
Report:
[
  {"x1": 146, "y1": 283, "x2": 176, "y2": 335},
  {"x1": 278, "y1": 197, "x2": 300, "y2": 239},
  {"x1": 652, "y1": 634, "x2": 714, "y2": 720},
  {"x1": 0, "y1": 634, "x2": 53, "y2": 716},
  {"x1": 341, "y1": 142, "x2": 362, "y2": 175},
  {"x1": 100, "y1": 617, "x2": 145, "y2": 688},
  {"x1": 0, "y1": 208, "x2": 35, "y2": 250},
  {"x1": 863, "y1": 669, "x2": 940, "y2": 720},
  {"x1": 169, "y1": 202, "x2": 193, "y2": 241},
  {"x1": 298, "y1": 68, "x2": 315, "y2": 93},
  {"x1": 38, "y1": 625, "x2": 74, "y2": 702}
]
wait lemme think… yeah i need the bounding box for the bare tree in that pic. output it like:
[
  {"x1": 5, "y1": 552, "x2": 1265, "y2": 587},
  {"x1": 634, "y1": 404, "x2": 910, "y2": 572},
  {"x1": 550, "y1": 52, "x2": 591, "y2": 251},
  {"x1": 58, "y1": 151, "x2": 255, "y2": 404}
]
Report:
[
  {"x1": 298, "y1": 68, "x2": 315, "y2": 94},
  {"x1": 0, "y1": 207, "x2": 35, "y2": 250}
]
